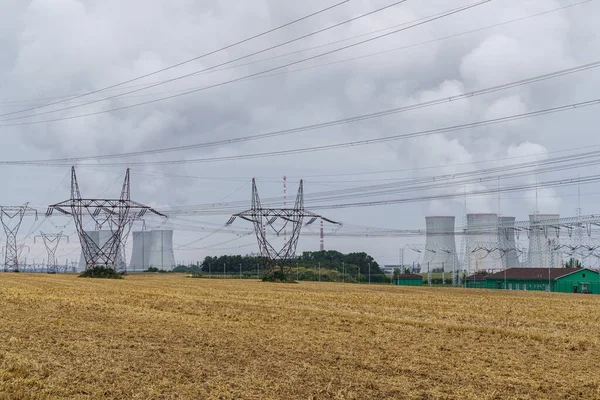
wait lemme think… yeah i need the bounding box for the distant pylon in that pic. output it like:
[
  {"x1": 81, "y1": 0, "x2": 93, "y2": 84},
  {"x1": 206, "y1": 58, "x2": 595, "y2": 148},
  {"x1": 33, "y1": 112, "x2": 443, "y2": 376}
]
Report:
[
  {"x1": 1, "y1": 204, "x2": 38, "y2": 272},
  {"x1": 35, "y1": 232, "x2": 69, "y2": 274},
  {"x1": 227, "y1": 179, "x2": 340, "y2": 276}
]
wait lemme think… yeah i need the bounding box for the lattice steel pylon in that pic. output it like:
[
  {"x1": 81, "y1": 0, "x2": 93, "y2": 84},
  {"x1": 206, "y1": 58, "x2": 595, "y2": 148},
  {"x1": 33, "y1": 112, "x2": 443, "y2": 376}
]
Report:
[
  {"x1": 46, "y1": 167, "x2": 167, "y2": 273},
  {"x1": 227, "y1": 179, "x2": 340, "y2": 276},
  {"x1": 1, "y1": 204, "x2": 38, "y2": 272},
  {"x1": 34, "y1": 232, "x2": 69, "y2": 274}
]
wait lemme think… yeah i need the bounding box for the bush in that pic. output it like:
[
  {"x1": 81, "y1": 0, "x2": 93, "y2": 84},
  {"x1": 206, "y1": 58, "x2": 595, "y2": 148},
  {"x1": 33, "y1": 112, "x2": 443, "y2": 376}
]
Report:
[
  {"x1": 262, "y1": 270, "x2": 297, "y2": 283},
  {"x1": 144, "y1": 267, "x2": 160, "y2": 272},
  {"x1": 79, "y1": 266, "x2": 123, "y2": 279}
]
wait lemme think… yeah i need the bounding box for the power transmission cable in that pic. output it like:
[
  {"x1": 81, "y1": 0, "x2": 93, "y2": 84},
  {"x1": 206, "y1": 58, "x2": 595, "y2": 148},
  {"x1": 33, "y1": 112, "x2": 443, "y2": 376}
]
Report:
[
  {"x1": 2, "y1": 58, "x2": 597, "y2": 164},
  {"x1": 76, "y1": 140, "x2": 600, "y2": 187},
  {"x1": 0, "y1": 0, "x2": 406, "y2": 122},
  {"x1": 28, "y1": 96, "x2": 599, "y2": 167},
  {"x1": 0, "y1": 1, "x2": 490, "y2": 126},
  {"x1": 306, "y1": 174, "x2": 600, "y2": 211},
  {"x1": 2, "y1": 0, "x2": 585, "y2": 109},
  {"x1": 0, "y1": 1, "x2": 350, "y2": 118},
  {"x1": 152, "y1": 150, "x2": 600, "y2": 215}
]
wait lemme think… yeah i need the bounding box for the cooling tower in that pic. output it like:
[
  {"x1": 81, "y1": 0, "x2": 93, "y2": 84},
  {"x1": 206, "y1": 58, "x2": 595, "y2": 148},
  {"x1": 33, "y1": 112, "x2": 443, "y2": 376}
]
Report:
[
  {"x1": 98, "y1": 230, "x2": 125, "y2": 270},
  {"x1": 130, "y1": 231, "x2": 152, "y2": 271},
  {"x1": 498, "y1": 216, "x2": 519, "y2": 269},
  {"x1": 424, "y1": 216, "x2": 459, "y2": 272},
  {"x1": 467, "y1": 213, "x2": 498, "y2": 272},
  {"x1": 148, "y1": 230, "x2": 176, "y2": 270},
  {"x1": 78, "y1": 231, "x2": 100, "y2": 271},
  {"x1": 528, "y1": 214, "x2": 562, "y2": 268},
  {"x1": 78, "y1": 230, "x2": 125, "y2": 271}
]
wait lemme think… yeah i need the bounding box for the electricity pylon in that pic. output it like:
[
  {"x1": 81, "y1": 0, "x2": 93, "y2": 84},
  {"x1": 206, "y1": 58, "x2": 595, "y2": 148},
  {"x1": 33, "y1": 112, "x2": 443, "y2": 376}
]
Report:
[
  {"x1": 47, "y1": 167, "x2": 166, "y2": 274},
  {"x1": 1, "y1": 204, "x2": 38, "y2": 272},
  {"x1": 35, "y1": 232, "x2": 69, "y2": 274},
  {"x1": 227, "y1": 179, "x2": 340, "y2": 276}
]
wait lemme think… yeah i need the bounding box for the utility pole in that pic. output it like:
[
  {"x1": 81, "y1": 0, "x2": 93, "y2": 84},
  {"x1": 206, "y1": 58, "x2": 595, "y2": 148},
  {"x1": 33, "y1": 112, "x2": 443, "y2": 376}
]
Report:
[
  {"x1": 368, "y1": 262, "x2": 371, "y2": 284},
  {"x1": 428, "y1": 262, "x2": 431, "y2": 287},
  {"x1": 239, "y1": 263, "x2": 242, "y2": 279},
  {"x1": 442, "y1": 261, "x2": 445, "y2": 286},
  {"x1": 318, "y1": 262, "x2": 321, "y2": 282},
  {"x1": 342, "y1": 262, "x2": 345, "y2": 283}
]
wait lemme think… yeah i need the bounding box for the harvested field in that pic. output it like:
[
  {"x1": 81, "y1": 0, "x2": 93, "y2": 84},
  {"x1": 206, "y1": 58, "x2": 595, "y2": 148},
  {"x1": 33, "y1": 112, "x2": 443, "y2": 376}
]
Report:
[{"x1": 0, "y1": 274, "x2": 599, "y2": 399}]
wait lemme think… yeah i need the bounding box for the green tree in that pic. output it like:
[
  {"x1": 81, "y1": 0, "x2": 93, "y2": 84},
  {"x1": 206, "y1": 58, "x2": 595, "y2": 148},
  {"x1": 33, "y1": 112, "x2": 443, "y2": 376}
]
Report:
[{"x1": 564, "y1": 258, "x2": 582, "y2": 268}]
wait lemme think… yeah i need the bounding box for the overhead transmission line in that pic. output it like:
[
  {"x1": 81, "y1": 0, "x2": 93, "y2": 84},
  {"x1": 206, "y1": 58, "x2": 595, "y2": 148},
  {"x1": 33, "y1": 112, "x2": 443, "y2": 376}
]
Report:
[
  {"x1": 152, "y1": 147, "x2": 600, "y2": 214},
  {"x1": 23, "y1": 96, "x2": 599, "y2": 167},
  {"x1": 2, "y1": 59, "x2": 598, "y2": 165},
  {"x1": 0, "y1": 0, "x2": 350, "y2": 118},
  {"x1": 307, "y1": 174, "x2": 600, "y2": 211},
  {"x1": 2, "y1": 0, "x2": 585, "y2": 109},
  {"x1": 0, "y1": 0, "x2": 490, "y2": 126},
  {"x1": 0, "y1": 0, "x2": 406, "y2": 122}
]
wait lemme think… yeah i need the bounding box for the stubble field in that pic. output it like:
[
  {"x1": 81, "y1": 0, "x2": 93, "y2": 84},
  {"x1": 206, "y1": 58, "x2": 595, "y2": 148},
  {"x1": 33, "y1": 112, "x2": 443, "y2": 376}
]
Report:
[{"x1": 0, "y1": 274, "x2": 599, "y2": 399}]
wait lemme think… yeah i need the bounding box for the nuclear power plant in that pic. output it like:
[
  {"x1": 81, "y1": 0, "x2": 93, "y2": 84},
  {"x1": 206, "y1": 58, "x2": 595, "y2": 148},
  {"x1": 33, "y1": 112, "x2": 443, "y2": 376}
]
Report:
[
  {"x1": 528, "y1": 214, "x2": 563, "y2": 268},
  {"x1": 414, "y1": 212, "x2": 572, "y2": 275},
  {"x1": 498, "y1": 216, "x2": 519, "y2": 269},
  {"x1": 424, "y1": 216, "x2": 459, "y2": 272},
  {"x1": 78, "y1": 230, "x2": 176, "y2": 271},
  {"x1": 467, "y1": 213, "x2": 500, "y2": 271},
  {"x1": 147, "y1": 230, "x2": 176, "y2": 270}
]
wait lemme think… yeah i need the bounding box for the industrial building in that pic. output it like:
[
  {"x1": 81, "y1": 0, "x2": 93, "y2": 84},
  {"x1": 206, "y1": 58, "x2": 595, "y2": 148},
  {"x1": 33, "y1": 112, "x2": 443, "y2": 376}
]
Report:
[
  {"x1": 393, "y1": 273, "x2": 423, "y2": 286},
  {"x1": 467, "y1": 213, "x2": 499, "y2": 271},
  {"x1": 497, "y1": 216, "x2": 519, "y2": 269},
  {"x1": 79, "y1": 230, "x2": 176, "y2": 271},
  {"x1": 424, "y1": 216, "x2": 459, "y2": 273},
  {"x1": 528, "y1": 214, "x2": 563, "y2": 268},
  {"x1": 147, "y1": 230, "x2": 176, "y2": 270},
  {"x1": 130, "y1": 231, "x2": 152, "y2": 271},
  {"x1": 467, "y1": 268, "x2": 600, "y2": 294}
]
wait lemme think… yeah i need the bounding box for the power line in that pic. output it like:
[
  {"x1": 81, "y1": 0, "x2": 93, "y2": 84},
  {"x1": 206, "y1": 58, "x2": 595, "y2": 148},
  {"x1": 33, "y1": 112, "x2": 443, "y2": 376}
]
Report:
[
  {"x1": 28, "y1": 97, "x2": 599, "y2": 167},
  {"x1": 0, "y1": 0, "x2": 350, "y2": 118},
  {"x1": 2, "y1": 59, "x2": 597, "y2": 164},
  {"x1": 3, "y1": 0, "x2": 582, "y2": 109},
  {"x1": 0, "y1": 0, "x2": 406, "y2": 122},
  {"x1": 0, "y1": 1, "x2": 490, "y2": 126}
]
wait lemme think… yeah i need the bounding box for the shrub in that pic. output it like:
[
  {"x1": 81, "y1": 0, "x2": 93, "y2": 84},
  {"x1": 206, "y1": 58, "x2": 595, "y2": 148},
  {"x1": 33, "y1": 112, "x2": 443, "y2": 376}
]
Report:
[{"x1": 79, "y1": 266, "x2": 123, "y2": 279}]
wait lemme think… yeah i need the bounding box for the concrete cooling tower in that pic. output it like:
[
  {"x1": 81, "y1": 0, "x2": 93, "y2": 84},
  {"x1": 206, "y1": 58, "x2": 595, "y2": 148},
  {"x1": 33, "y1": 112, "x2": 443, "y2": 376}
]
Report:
[
  {"x1": 129, "y1": 231, "x2": 152, "y2": 271},
  {"x1": 148, "y1": 230, "x2": 176, "y2": 270},
  {"x1": 498, "y1": 216, "x2": 519, "y2": 269},
  {"x1": 78, "y1": 230, "x2": 125, "y2": 271},
  {"x1": 424, "y1": 216, "x2": 459, "y2": 272},
  {"x1": 467, "y1": 213, "x2": 499, "y2": 272},
  {"x1": 528, "y1": 214, "x2": 562, "y2": 268},
  {"x1": 78, "y1": 231, "x2": 99, "y2": 271}
]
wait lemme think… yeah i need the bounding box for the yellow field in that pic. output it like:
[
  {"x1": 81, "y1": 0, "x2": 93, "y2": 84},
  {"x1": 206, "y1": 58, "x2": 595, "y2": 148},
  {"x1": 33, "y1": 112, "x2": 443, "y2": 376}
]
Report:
[{"x1": 0, "y1": 274, "x2": 599, "y2": 399}]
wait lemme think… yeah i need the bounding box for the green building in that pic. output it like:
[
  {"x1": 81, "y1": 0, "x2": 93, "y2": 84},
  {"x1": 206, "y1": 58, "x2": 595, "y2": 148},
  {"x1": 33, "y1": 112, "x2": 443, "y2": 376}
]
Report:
[
  {"x1": 464, "y1": 273, "x2": 488, "y2": 289},
  {"x1": 394, "y1": 273, "x2": 423, "y2": 286},
  {"x1": 481, "y1": 268, "x2": 600, "y2": 294}
]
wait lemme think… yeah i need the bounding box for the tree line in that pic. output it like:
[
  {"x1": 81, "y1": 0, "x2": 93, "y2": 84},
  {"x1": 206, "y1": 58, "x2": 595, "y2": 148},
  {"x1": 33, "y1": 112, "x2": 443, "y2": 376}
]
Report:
[{"x1": 176, "y1": 250, "x2": 388, "y2": 283}]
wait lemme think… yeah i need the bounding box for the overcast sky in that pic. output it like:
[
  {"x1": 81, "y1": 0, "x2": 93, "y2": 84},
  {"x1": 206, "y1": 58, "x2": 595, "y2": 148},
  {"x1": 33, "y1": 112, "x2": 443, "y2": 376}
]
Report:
[{"x1": 1, "y1": 0, "x2": 599, "y2": 267}]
